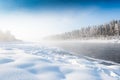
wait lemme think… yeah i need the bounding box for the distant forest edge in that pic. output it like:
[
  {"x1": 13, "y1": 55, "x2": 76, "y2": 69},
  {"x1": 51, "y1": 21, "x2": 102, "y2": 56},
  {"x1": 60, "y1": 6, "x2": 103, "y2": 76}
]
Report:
[
  {"x1": 0, "y1": 31, "x2": 20, "y2": 42},
  {"x1": 46, "y1": 20, "x2": 120, "y2": 40}
]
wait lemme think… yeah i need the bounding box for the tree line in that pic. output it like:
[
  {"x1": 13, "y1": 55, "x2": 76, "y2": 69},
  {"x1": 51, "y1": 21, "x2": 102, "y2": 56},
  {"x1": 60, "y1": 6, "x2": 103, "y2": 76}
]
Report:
[
  {"x1": 0, "y1": 30, "x2": 18, "y2": 42},
  {"x1": 47, "y1": 20, "x2": 120, "y2": 40}
]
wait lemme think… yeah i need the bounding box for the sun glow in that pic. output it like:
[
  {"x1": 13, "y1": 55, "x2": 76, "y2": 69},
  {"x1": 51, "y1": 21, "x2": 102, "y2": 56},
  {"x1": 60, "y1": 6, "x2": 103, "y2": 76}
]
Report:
[{"x1": 0, "y1": 12, "x2": 62, "y2": 42}]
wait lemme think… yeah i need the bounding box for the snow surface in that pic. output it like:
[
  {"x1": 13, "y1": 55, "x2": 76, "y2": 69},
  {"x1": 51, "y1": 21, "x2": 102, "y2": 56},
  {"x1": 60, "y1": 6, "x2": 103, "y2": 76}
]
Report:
[
  {"x1": 41, "y1": 39, "x2": 120, "y2": 44},
  {"x1": 0, "y1": 43, "x2": 119, "y2": 80}
]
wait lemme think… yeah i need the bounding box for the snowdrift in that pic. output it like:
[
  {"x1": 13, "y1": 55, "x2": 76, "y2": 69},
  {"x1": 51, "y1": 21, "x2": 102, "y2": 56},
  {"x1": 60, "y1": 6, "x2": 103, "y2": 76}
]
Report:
[{"x1": 0, "y1": 43, "x2": 119, "y2": 80}]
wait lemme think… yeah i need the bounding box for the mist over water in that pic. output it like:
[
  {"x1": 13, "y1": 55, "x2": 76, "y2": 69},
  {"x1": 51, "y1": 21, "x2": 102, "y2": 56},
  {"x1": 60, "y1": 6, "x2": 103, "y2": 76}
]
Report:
[{"x1": 41, "y1": 41, "x2": 120, "y2": 63}]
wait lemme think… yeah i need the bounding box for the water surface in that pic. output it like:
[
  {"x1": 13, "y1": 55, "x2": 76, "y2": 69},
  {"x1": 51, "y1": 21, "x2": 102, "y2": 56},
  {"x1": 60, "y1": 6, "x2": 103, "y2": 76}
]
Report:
[{"x1": 48, "y1": 42, "x2": 120, "y2": 63}]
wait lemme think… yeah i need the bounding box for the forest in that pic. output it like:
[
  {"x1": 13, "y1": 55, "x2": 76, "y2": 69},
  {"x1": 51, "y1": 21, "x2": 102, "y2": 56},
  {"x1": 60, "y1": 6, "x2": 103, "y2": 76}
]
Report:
[
  {"x1": 0, "y1": 31, "x2": 18, "y2": 42},
  {"x1": 47, "y1": 20, "x2": 120, "y2": 40}
]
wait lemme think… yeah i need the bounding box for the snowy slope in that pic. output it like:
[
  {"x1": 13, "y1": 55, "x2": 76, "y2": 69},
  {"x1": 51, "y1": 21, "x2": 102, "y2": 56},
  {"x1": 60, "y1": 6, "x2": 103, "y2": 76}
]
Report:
[{"x1": 0, "y1": 43, "x2": 119, "y2": 80}]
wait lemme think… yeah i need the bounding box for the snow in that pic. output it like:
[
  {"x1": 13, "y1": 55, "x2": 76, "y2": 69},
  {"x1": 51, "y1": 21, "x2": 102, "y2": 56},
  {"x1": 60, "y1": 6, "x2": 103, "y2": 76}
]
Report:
[
  {"x1": 0, "y1": 43, "x2": 119, "y2": 80},
  {"x1": 41, "y1": 39, "x2": 120, "y2": 44}
]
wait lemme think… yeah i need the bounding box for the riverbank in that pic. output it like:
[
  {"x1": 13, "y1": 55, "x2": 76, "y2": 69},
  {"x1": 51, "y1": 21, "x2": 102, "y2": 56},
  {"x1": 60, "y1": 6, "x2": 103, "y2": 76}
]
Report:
[{"x1": 39, "y1": 39, "x2": 120, "y2": 44}]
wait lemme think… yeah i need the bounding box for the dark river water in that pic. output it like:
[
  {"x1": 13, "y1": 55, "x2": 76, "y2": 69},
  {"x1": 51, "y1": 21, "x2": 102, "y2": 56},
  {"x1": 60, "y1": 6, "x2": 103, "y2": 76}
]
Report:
[{"x1": 47, "y1": 42, "x2": 120, "y2": 63}]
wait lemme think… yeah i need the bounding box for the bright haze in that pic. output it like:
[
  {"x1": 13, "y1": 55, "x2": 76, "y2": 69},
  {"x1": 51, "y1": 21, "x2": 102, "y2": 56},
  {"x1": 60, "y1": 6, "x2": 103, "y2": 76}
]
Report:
[{"x1": 0, "y1": 0, "x2": 120, "y2": 42}]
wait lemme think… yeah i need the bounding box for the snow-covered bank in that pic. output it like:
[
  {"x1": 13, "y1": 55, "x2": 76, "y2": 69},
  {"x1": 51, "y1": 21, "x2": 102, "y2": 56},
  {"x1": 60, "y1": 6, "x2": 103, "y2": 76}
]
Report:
[
  {"x1": 71, "y1": 39, "x2": 120, "y2": 43},
  {"x1": 40, "y1": 39, "x2": 120, "y2": 44},
  {"x1": 0, "y1": 43, "x2": 119, "y2": 80}
]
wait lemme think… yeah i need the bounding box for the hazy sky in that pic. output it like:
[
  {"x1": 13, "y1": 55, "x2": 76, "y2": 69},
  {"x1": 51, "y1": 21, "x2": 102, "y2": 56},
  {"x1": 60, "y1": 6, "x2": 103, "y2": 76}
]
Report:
[{"x1": 0, "y1": 0, "x2": 120, "y2": 41}]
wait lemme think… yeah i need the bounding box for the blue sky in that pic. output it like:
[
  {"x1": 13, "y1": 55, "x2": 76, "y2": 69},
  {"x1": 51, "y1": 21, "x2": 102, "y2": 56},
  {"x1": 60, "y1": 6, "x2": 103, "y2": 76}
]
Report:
[{"x1": 0, "y1": 0, "x2": 120, "y2": 41}]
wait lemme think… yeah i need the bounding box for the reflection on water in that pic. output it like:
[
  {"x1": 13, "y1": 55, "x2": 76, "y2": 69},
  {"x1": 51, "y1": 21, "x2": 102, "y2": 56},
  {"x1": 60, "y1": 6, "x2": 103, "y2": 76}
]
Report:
[{"x1": 48, "y1": 42, "x2": 120, "y2": 63}]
